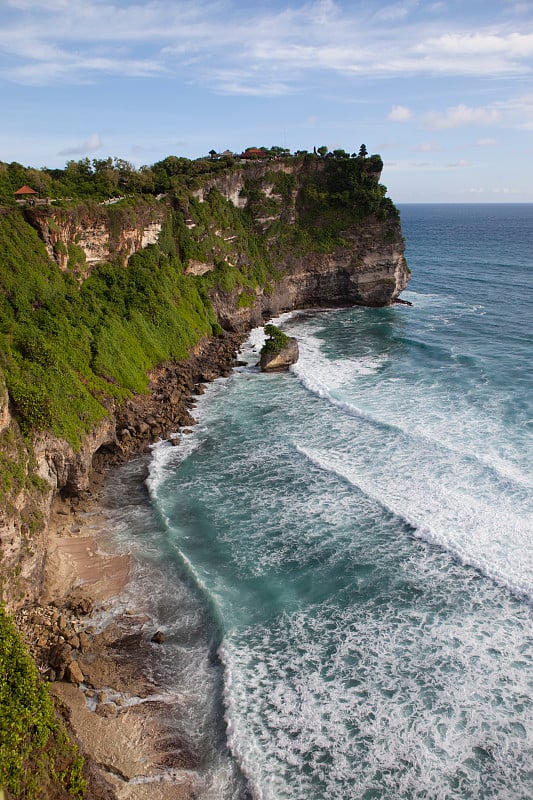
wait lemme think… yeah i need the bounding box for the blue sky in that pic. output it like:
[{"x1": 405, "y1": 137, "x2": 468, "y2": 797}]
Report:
[{"x1": 1, "y1": 0, "x2": 532, "y2": 201}]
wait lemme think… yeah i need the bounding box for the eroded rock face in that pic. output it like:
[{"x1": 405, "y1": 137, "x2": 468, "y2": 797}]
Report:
[
  {"x1": 33, "y1": 418, "x2": 117, "y2": 497},
  {"x1": 24, "y1": 204, "x2": 165, "y2": 273},
  {"x1": 260, "y1": 338, "x2": 299, "y2": 372},
  {"x1": 210, "y1": 217, "x2": 409, "y2": 333},
  {"x1": 0, "y1": 374, "x2": 52, "y2": 608}
]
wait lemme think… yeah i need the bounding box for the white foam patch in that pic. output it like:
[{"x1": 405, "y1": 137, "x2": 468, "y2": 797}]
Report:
[
  {"x1": 220, "y1": 587, "x2": 533, "y2": 800},
  {"x1": 291, "y1": 317, "x2": 532, "y2": 491},
  {"x1": 146, "y1": 372, "x2": 236, "y2": 496},
  {"x1": 292, "y1": 325, "x2": 389, "y2": 387},
  {"x1": 146, "y1": 434, "x2": 204, "y2": 496}
]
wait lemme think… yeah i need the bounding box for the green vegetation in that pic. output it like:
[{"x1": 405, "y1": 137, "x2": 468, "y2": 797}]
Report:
[
  {"x1": 0, "y1": 210, "x2": 219, "y2": 447},
  {"x1": 1, "y1": 145, "x2": 385, "y2": 205},
  {"x1": 295, "y1": 153, "x2": 397, "y2": 250},
  {"x1": 261, "y1": 324, "x2": 290, "y2": 355},
  {"x1": 0, "y1": 605, "x2": 86, "y2": 799}
]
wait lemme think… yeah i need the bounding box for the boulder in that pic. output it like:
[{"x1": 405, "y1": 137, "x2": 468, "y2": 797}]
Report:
[
  {"x1": 78, "y1": 631, "x2": 92, "y2": 652},
  {"x1": 67, "y1": 632, "x2": 81, "y2": 650},
  {"x1": 259, "y1": 337, "x2": 299, "y2": 372},
  {"x1": 66, "y1": 660, "x2": 84, "y2": 686},
  {"x1": 49, "y1": 642, "x2": 73, "y2": 680},
  {"x1": 95, "y1": 702, "x2": 118, "y2": 718}
]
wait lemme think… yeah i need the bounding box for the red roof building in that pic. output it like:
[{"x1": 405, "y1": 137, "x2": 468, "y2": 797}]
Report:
[
  {"x1": 239, "y1": 148, "x2": 268, "y2": 159},
  {"x1": 14, "y1": 186, "x2": 38, "y2": 196}
]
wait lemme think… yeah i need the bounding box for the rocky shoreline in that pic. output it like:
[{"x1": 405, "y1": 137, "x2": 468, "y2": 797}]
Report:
[{"x1": 15, "y1": 330, "x2": 249, "y2": 799}]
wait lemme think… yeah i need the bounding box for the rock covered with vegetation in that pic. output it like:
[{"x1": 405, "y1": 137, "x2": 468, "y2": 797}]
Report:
[{"x1": 259, "y1": 324, "x2": 299, "y2": 372}]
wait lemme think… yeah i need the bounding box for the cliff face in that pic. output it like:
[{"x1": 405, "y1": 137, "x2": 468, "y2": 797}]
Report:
[
  {"x1": 0, "y1": 374, "x2": 51, "y2": 606},
  {"x1": 23, "y1": 158, "x2": 407, "y2": 316},
  {"x1": 1, "y1": 155, "x2": 409, "y2": 609},
  {"x1": 25, "y1": 203, "x2": 164, "y2": 274},
  {"x1": 210, "y1": 216, "x2": 407, "y2": 330},
  {"x1": 186, "y1": 158, "x2": 408, "y2": 328}
]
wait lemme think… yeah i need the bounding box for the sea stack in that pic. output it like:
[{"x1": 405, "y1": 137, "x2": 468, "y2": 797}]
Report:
[{"x1": 259, "y1": 323, "x2": 299, "y2": 372}]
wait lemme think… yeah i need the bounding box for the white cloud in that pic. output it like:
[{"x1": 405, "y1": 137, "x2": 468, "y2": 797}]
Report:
[
  {"x1": 58, "y1": 133, "x2": 103, "y2": 156},
  {"x1": 422, "y1": 31, "x2": 533, "y2": 58},
  {"x1": 415, "y1": 142, "x2": 439, "y2": 152},
  {"x1": 388, "y1": 105, "x2": 413, "y2": 121},
  {"x1": 0, "y1": 0, "x2": 532, "y2": 94},
  {"x1": 371, "y1": 2, "x2": 412, "y2": 22},
  {"x1": 494, "y1": 93, "x2": 533, "y2": 129},
  {"x1": 446, "y1": 159, "x2": 471, "y2": 168},
  {"x1": 477, "y1": 138, "x2": 497, "y2": 146},
  {"x1": 424, "y1": 104, "x2": 501, "y2": 130}
]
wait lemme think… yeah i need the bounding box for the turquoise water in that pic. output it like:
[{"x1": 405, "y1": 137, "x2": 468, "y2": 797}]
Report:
[{"x1": 106, "y1": 204, "x2": 532, "y2": 799}]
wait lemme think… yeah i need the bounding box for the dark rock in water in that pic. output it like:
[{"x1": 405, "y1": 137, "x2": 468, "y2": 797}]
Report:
[
  {"x1": 67, "y1": 632, "x2": 80, "y2": 650},
  {"x1": 260, "y1": 337, "x2": 299, "y2": 372},
  {"x1": 68, "y1": 595, "x2": 94, "y2": 616},
  {"x1": 78, "y1": 631, "x2": 92, "y2": 652},
  {"x1": 151, "y1": 630, "x2": 166, "y2": 644},
  {"x1": 395, "y1": 297, "x2": 413, "y2": 307}
]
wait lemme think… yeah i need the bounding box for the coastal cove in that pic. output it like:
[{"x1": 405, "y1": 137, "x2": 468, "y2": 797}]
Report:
[
  {"x1": 0, "y1": 149, "x2": 531, "y2": 796},
  {"x1": 0, "y1": 151, "x2": 409, "y2": 798},
  {"x1": 55, "y1": 204, "x2": 532, "y2": 799}
]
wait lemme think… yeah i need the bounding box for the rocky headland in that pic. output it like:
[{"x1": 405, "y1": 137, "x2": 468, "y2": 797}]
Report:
[{"x1": 0, "y1": 151, "x2": 409, "y2": 798}]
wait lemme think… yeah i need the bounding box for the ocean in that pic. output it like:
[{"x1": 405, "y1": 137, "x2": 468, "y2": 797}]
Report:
[{"x1": 103, "y1": 203, "x2": 533, "y2": 799}]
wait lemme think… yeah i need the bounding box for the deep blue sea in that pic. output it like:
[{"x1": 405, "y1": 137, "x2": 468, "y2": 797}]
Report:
[{"x1": 103, "y1": 204, "x2": 533, "y2": 799}]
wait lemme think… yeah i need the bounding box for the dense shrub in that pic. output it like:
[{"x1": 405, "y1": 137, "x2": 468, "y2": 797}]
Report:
[
  {"x1": 261, "y1": 324, "x2": 290, "y2": 355},
  {"x1": 0, "y1": 606, "x2": 87, "y2": 799}
]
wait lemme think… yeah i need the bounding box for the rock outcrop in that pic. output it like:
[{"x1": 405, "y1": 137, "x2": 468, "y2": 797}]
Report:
[
  {"x1": 260, "y1": 337, "x2": 299, "y2": 372},
  {"x1": 24, "y1": 203, "x2": 164, "y2": 274}
]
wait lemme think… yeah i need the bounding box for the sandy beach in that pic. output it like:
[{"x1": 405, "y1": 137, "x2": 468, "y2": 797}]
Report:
[{"x1": 18, "y1": 488, "x2": 206, "y2": 800}]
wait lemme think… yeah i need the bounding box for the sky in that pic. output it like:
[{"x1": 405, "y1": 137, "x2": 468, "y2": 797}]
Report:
[{"x1": 1, "y1": 0, "x2": 532, "y2": 202}]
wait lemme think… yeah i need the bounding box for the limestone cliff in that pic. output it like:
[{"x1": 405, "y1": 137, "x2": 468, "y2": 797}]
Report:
[
  {"x1": 0, "y1": 373, "x2": 51, "y2": 606},
  {"x1": 24, "y1": 202, "x2": 164, "y2": 274},
  {"x1": 181, "y1": 157, "x2": 409, "y2": 328}
]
